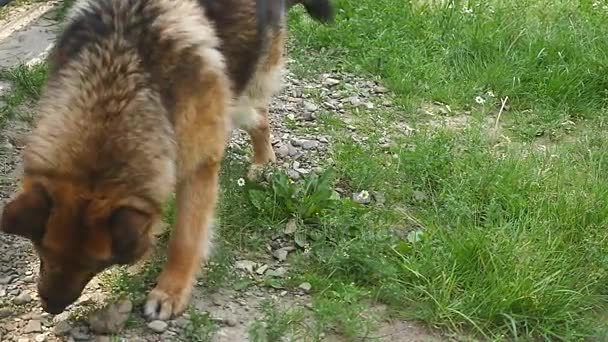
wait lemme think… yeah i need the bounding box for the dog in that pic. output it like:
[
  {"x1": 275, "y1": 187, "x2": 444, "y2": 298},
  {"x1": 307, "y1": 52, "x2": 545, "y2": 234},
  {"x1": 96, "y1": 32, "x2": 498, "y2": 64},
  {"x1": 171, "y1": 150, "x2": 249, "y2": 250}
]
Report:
[{"x1": 0, "y1": 0, "x2": 334, "y2": 320}]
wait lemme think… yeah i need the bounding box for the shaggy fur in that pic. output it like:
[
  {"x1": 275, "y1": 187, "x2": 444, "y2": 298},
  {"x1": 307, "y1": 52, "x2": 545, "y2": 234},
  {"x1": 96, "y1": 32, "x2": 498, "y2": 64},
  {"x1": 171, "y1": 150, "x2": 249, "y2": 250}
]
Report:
[{"x1": 0, "y1": 0, "x2": 334, "y2": 320}]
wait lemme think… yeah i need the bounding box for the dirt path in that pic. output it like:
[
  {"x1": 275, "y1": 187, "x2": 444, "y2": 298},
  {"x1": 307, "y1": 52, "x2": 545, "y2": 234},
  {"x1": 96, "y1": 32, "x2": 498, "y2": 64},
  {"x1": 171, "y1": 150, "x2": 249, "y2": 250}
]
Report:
[{"x1": 0, "y1": 3, "x2": 445, "y2": 342}]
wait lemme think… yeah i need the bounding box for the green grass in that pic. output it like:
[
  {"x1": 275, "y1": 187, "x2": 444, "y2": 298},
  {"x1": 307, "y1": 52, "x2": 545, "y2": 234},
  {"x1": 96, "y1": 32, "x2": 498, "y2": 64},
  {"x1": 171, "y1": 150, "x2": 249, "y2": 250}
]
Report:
[
  {"x1": 288, "y1": 0, "x2": 608, "y2": 140},
  {"x1": 0, "y1": 63, "x2": 48, "y2": 125}
]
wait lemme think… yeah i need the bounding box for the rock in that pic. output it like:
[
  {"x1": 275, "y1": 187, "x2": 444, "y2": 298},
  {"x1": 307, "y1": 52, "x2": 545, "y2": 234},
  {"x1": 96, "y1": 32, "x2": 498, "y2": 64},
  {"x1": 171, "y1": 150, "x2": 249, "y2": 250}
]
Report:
[
  {"x1": 287, "y1": 144, "x2": 299, "y2": 157},
  {"x1": 34, "y1": 334, "x2": 46, "y2": 342},
  {"x1": 0, "y1": 307, "x2": 12, "y2": 319},
  {"x1": 349, "y1": 97, "x2": 362, "y2": 106},
  {"x1": 17, "y1": 338, "x2": 29, "y2": 342},
  {"x1": 88, "y1": 298, "x2": 133, "y2": 334},
  {"x1": 299, "y1": 282, "x2": 312, "y2": 293},
  {"x1": 255, "y1": 264, "x2": 269, "y2": 275},
  {"x1": 266, "y1": 267, "x2": 287, "y2": 278},
  {"x1": 70, "y1": 327, "x2": 90, "y2": 340},
  {"x1": 95, "y1": 337, "x2": 111, "y2": 342},
  {"x1": 301, "y1": 140, "x2": 319, "y2": 150},
  {"x1": 272, "y1": 248, "x2": 289, "y2": 262},
  {"x1": 14, "y1": 291, "x2": 32, "y2": 305},
  {"x1": 148, "y1": 320, "x2": 168, "y2": 333},
  {"x1": 234, "y1": 260, "x2": 256, "y2": 274},
  {"x1": 23, "y1": 275, "x2": 35, "y2": 283},
  {"x1": 365, "y1": 102, "x2": 375, "y2": 109},
  {"x1": 24, "y1": 319, "x2": 42, "y2": 333},
  {"x1": 224, "y1": 316, "x2": 238, "y2": 327},
  {"x1": 303, "y1": 101, "x2": 318, "y2": 112},
  {"x1": 374, "y1": 86, "x2": 389, "y2": 93},
  {"x1": 324, "y1": 78, "x2": 340, "y2": 87},
  {"x1": 372, "y1": 191, "x2": 386, "y2": 205},
  {"x1": 352, "y1": 191, "x2": 371, "y2": 204},
  {"x1": 276, "y1": 144, "x2": 289, "y2": 158},
  {"x1": 284, "y1": 219, "x2": 298, "y2": 235},
  {"x1": 287, "y1": 169, "x2": 301, "y2": 180},
  {"x1": 0, "y1": 275, "x2": 13, "y2": 285},
  {"x1": 53, "y1": 320, "x2": 72, "y2": 336}
]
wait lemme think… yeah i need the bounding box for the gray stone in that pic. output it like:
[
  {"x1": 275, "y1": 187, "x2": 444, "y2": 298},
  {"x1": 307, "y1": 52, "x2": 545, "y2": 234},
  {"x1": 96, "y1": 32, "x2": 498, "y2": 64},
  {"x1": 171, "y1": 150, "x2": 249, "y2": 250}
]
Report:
[
  {"x1": 303, "y1": 101, "x2": 318, "y2": 112},
  {"x1": 70, "y1": 327, "x2": 90, "y2": 340},
  {"x1": 53, "y1": 320, "x2": 72, "y2": 336},
  {"x1": 299, "y1": 282, "x2": 312, "y2": 293},
  {"x1": 276, "y1": 144, "x2": 289, "y2": 158},
  {"x1": 234, "y1": 260, "x2": 256, "y2": 274},
  {"x1": 266, "y1": 267, "x2": 287, "y2": 278},
  {"x1": 301, "y1": 140, "x2": 319, "y2": 150},
  {"x1": 224, "y1": 316, "x2": 238, "y2": 327},
  {"x1": 0, "y1": 307, "x2": 12, "y2": 319},
  {"x1": 24, "y1": 319, "x2": 42, "y2": 333},
  {"x1": 14, "y1": 291, "x2": 32, "y2": 305},
  {"x1": 284, "y1": 219, "x2": 297, "y2": 235},
  {"x1": 34, "y1": 334, "x2": 46, "y2": 342},
  {"x1": 255, "y1": 264, "x2": 269, "y2": 275},
  {"x1": 0, "y1": 275, "x2": 13, "y2": 285},
  {"x1": 272, "y1": 248, "x2": 289, "y2": 262},
  {"x1": 88, "y1": 298, "x2": 133, "y2": 334},
  {"x1": 148, "y1": 320, "x2": 168, "y2": 333}
]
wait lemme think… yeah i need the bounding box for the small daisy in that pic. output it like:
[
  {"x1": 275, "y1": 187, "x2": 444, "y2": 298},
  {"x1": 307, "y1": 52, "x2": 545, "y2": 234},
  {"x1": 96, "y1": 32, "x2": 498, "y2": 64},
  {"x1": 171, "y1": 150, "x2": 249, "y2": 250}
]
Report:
[
  {"x1": 487, "y1": 90, "x2": 495, "y2": 97},
  {"x1": 359, "y1": 190, "x2": 370, "y2": 201},
  {"x1": 237, "y1": 178, "x2": 245, "y2": 187},
  {"x1": 475, "y1": 96, "x2": 486, "y2": 104}
]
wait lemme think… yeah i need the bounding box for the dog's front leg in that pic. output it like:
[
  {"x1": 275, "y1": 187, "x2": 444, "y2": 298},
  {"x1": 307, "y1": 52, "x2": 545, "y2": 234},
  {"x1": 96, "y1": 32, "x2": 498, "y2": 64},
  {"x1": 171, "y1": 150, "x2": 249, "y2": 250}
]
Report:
[{"x1": 144, "y1": 160, "x2": 219, "y2": 320}]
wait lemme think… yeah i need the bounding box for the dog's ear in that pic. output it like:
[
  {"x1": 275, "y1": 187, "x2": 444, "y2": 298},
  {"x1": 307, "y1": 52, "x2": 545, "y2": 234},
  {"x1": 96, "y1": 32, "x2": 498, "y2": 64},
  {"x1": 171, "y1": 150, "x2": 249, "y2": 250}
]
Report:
[
  {"x1": 108, "y1": 206, "x2": 152, "y2": 264},
  {"x1": 0, "y1": 183, "x2": 52, "y2": 241}
]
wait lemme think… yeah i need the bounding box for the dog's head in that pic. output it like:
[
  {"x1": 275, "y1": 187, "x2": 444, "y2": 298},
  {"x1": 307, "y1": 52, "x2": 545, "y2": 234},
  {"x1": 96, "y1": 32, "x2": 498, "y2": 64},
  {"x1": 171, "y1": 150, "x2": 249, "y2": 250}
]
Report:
[{"x1": 0, "y1": 177, "x2": 160, "y2": 314}]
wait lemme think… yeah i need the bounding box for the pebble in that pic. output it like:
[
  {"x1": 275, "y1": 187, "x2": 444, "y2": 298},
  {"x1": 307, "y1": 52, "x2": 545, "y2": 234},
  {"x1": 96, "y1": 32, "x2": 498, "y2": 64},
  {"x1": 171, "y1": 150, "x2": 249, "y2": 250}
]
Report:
[
  {"x1": 14, "y1": 291, "x2": 32, "y2": 305},
  {"x1": 255, "y1": 264, "x2": 269, "y2": 275},
  {"x1": 0, "y1": 307, "x2": 12, "y2": 319},
  {"x1": 88, "y1": 298, "x2": 133, "y2": 334},
  {"x1": 148, "y1": 320, "x2": 168, "y2": 333},
  {"x1": 70, "y1": 327, "x2": 90, "y2": 340},
  {"x1": 24, "y1": 319, "x2": 42, "y2": 333},
  {"x1": 0, "y1": 275, "x2": 13, "y2": 285},
  {"x1": 95, "y1": 337, "x2": 111, "y2": 342},
  {"x1": 303, "y1": 101, "x2": 318, "y2": 112},
  {"x1": 266, "y1": 267, "x2": 287, "y2": 278},
  {"x1": 302, "y1": 140, "x2": 319, "y2": 150},
  {"x1": 276, "y1": 144, "x2": 289, "y2": 158},
  {"x1": 299, "y1": 282, "x2": 313, "y2": 293},
  {"x1": 287, "y1": 169, "x2": 301, "y2": 180},
  {"x1": 224, "y1": 316, "x2": 238, "y2": 327},
  {"x1": 34, "y1": 334, "x2": 46, "y2": 342},
  {"x1": 284, "y1": 219, "x2": 298, "y2": 235},
  {"x1": 374, "y1": 86, "x2": 389, "y2": 93},
  {"x1": 272, "y1": 248, "x2": 289, "y2": 262},
  {"x1": 17, "y1": 338, "x2": 29, "y2": 342},
  {"x1": 235, "y1": 260, "x2": 256, "y2": 274},
  {"x1": 53, "y1": 320, "x2": 72, "y2": 336},
  {"x1": 324, "y1": 77, "x2": 340, "y2": 87}
]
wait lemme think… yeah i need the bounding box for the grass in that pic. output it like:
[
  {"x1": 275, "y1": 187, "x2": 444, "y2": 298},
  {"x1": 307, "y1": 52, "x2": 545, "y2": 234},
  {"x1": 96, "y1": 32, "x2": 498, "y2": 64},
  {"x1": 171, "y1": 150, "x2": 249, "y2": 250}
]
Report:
[
  {"x1": 0, "y1": 63, "x2": 47, "y2": 125},
  {"x1": 2, "y1": 0, "x2": 608, "y2": 340}
]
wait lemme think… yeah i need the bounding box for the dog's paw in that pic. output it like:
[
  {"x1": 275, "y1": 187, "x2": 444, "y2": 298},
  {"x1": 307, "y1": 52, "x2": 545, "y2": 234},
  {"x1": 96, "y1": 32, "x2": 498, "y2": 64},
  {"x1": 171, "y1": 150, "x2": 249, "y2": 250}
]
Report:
[{"x1": 144, "y1": 286, "x2": 191, "y2": 321}]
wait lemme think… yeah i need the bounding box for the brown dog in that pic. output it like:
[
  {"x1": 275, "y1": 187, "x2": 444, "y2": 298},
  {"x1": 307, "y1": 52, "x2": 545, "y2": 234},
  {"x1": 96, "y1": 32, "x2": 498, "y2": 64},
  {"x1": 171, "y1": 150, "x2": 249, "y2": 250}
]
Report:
[{"x1": 0, "y1": 0, "x2": 333, "y2": 320}]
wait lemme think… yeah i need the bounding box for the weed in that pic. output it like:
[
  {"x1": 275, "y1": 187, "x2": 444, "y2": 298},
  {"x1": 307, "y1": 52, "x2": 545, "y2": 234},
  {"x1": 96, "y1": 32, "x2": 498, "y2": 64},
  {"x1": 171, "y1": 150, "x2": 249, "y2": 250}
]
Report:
[
  {"x1": 248, "y1": 299, "x2": 305, "y2": 342},
  {"x1": 183, "y1": 309, "x2": 217, "y2": 342},
  {"x1": 0, "y1": 63, "x2": 47, "y2": 124}
]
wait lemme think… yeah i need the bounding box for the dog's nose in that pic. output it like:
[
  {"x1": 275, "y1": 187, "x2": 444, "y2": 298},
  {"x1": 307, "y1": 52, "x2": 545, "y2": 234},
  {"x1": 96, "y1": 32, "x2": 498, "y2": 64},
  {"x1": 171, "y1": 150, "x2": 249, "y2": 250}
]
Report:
[{"x1": 40, "y1": 294, "x2": 72, "y2": 314}]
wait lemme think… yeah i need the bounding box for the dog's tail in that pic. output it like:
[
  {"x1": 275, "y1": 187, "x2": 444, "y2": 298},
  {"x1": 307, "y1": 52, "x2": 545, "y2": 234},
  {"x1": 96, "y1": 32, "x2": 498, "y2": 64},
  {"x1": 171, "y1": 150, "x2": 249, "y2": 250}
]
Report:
[{"x1": 288, "y1": 0, "x2": 335, "y2": 23}]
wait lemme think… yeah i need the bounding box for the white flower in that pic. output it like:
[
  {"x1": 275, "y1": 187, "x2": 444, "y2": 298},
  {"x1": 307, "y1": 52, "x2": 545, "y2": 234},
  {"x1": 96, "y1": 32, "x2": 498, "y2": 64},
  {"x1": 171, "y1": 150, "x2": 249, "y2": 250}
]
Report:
[
  {"x1": 359, "y1": 190, "x2": 370, "y2": 200},
  {"x1": 487, "y1": 90, "x2": 495, "y2": 97},
  {"x1": 237, "y1": 178, "x2": 245, "y2": 187},
  {"x1": 475, "y1": 96, "x2": 486, "y2": 104}
]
